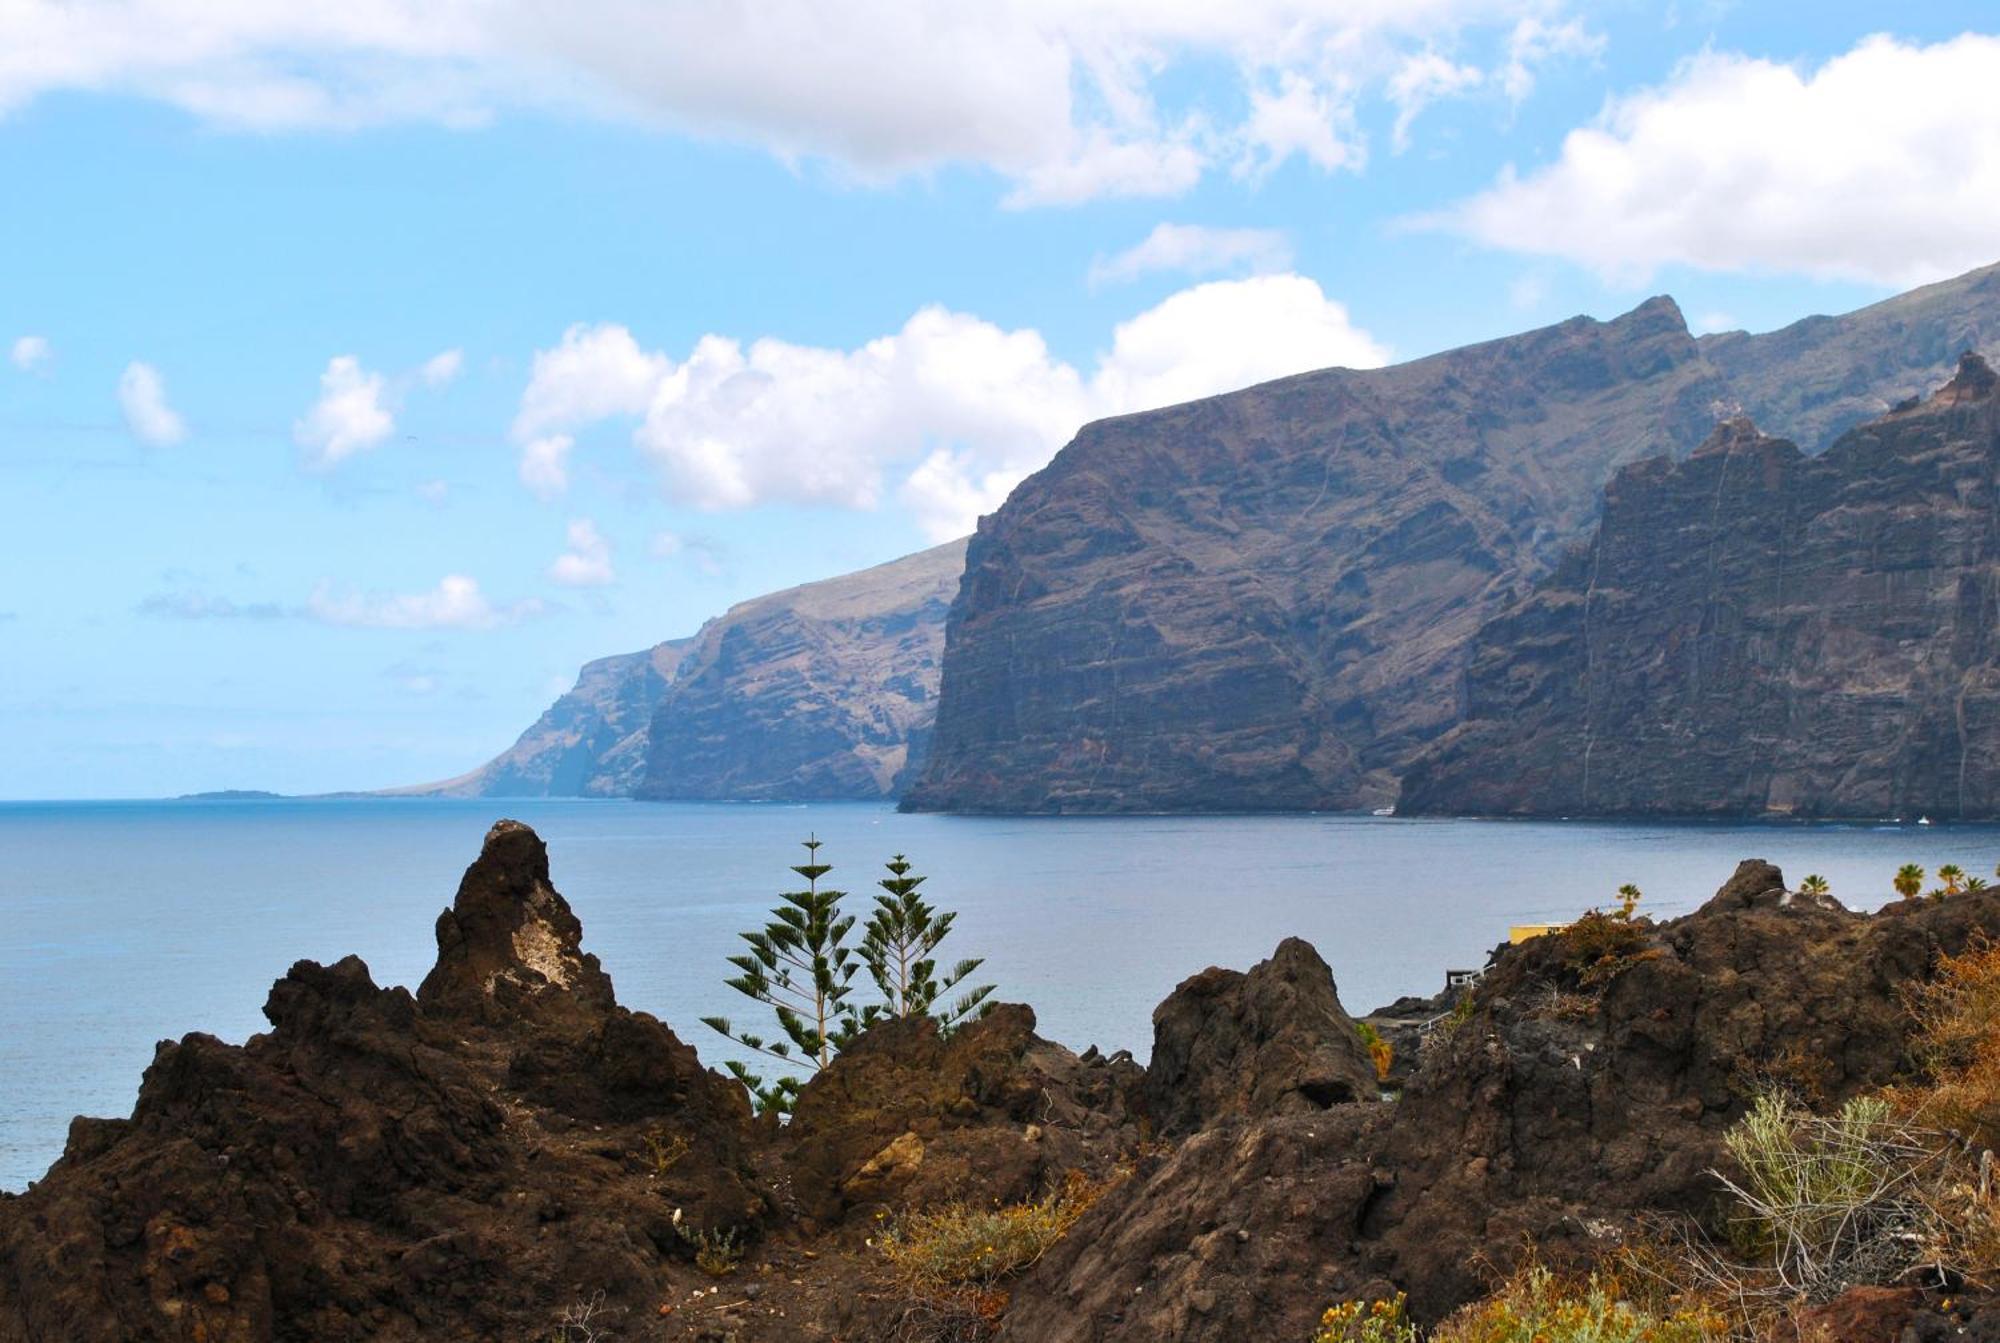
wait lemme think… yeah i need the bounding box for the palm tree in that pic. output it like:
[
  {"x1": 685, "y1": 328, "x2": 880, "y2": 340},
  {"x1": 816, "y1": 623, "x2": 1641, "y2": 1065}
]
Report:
[
  {"x1": 1939, "y1": 863, "x2": 1967, "y2": 896},
  {"x1": 1967, "y1": 875, "x2": 1990, "y2": 892},
  {"x1": 1799, "y1": 874, "x2": 1830, "y2": 897},
  {"x1": 1894, "y1": 864, "x2": 1926, "y2": 900},
  {"x1": 1615, "y1": 883, "x2": 1642, "y2": 919}
]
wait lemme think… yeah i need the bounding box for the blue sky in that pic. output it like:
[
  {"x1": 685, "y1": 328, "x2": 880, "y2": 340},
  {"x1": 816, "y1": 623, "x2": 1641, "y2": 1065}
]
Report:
[{"x1": 5, "y1": 1, "x2": 2000, "y2": 798}]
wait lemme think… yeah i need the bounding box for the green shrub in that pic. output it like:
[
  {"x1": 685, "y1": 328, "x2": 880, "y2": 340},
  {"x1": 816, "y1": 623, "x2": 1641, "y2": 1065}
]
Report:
[{"x1": 1429, "y1": 1266, "x2": 1726, "y2": 1341}]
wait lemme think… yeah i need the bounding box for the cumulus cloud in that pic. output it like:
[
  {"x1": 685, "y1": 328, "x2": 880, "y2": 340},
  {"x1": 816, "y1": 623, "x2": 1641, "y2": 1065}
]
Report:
[
  {"x1": 518, "y1": 273, "x2": 1388, "y2": 540},
  {"x1": 549, "y1": 518, "x2": 615, "y2": 586},
  {"x1": 419, "y1": 348, "x2": 463, "y2": 386},
  {"x1": 1088, "y1": 223, "x2": 1293, "y2": 287},
  {"x1": 305, "y1": 574, "x2": 544, "y2": 630},
  {"x1": 0, "y1": 0, "x2": 1589, "y2": 205},
  {"x1": 294, "y1": 355, "x2": 393, "y2": 468},
  {"x1": 1431, "y1": 33, "x2": 2000, "y2": 286},
  {"x1": 10, "y1": 335, "x2": 49, "y2": 371},
  {"x1": 117, "y1": 361, "x2": 185, "y2": 445}
]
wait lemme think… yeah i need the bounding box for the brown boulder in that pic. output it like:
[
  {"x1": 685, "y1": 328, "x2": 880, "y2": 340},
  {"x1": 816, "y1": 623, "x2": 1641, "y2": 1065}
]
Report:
[
  {"x1": 783, "y1": 1003, "x2": 1141, "y2": 1224},
  {"x1": 1143, "y1": 937, "x2": 1380, "y2": 1134}
]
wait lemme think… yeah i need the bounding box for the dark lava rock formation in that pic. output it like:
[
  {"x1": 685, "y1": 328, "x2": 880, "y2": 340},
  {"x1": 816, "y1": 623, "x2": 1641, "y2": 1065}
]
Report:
[
  {"x1": 1143, "y1": 937, "x2": 1379, "y2": 1133},
  {"x1": 6, "y1": 827, "x2": 2000, "y2": 1342},
  {"x1": 0, "y1": 821, "x2": 762, "y2": 1342},
  {"x1": 907, "y1": 262, "x2": 2000, "y2": 814},
  {"x1": 404, "y1": 538, "x2": 966, "y2": 802},
  {"x1": 1401, "y1": 354, "x2": 2000, "y2": 818},
  {"x1": 998, "y1": 863, "x2": 2000, "y2": 1342}
]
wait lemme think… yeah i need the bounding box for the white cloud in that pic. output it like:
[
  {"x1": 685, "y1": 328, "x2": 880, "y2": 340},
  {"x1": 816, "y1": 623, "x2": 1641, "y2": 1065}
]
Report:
[
  {"x1": 518, "y1": 434, "x2": 575, "y2": 500},
  {"x1": 0, "y1": 0, "x2": 1586, "y2": 206},
  {"x1": 512, "y1": 322, "x2": 671, "y2": 472},
  {"x1": 1236, "y1": 71, "x2": 1363, "y2": 179},
  {"x1": 521, "y1": 272, "x2": 1387, "y2": 540},
  {"x1": 1498, "y1": 15, "x2": 1600, "y2": 102},
  {"x1": 549, "y1": 518, "x2": 615, "y2": 586},
  {"x1": 305, "y1": 574, "x2": 543, "y2": 630},
  {"x1": 1389, "y1": 51, "x2": 1482, "y2": 151},
  {"x1": 294, "y1": 356, "x2": 393, "y2": 468},
  {"x1": 419, "y1": 348, "x2": 464, "y2": 386},
  {"x1": 10, "y1": 335, "x2": 49, "y2": 371},
  {"x1": 651, "y1": 530, "x2": 726, "y2": 576},
  {"x1": 1433, "y1": 34, "x2": 2000, "y2": 287},
  {"x1": 415, "y1": 478, "x2": 450, "y2": 505},
  {"x1": 117, "y1": 361, "x2": 185, "y2": 445},
  {"x1": 1088, "y1": 223, "x2": 1293, "y2": 287}
]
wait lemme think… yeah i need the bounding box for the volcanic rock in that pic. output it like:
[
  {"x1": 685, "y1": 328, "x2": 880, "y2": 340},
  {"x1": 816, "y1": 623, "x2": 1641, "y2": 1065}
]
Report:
[
  {"x1": 782, "y1": 1003, "x2": 1142, "y2": 1225},
  {"x1": 1400, "y1": 354, "x2": 2000, "y2": 818},
  {"x1": 1143, "y1": 938, "x2": 1380, "y2": 1133},
  {"x1": 0, "y1": 822, "x2": 761, "y2": 1343},
  {"x1": 909, "y1": 264, "x2": 2000, "y2": 815},
  {"x1": 401, "y1": 537, "x2": 966, "y2": 802},
  {"x1": 1001, "y1": 869, "x2": 2000, "y2": 1341}
]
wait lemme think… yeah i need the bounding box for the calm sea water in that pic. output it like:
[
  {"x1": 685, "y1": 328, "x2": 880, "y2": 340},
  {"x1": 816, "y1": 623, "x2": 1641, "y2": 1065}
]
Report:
[{"x1": 3, "y1": 797, "x2": 1994, "y2": 1189}]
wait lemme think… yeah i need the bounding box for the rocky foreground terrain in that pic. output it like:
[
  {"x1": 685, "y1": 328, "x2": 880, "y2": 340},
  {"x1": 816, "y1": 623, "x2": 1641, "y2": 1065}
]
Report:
[
  {"x1": 1401, "y1": 353, "x2": 2000, "y2": 819},
  {"x1": 4, "y1": 821, "x2": 1999, "y2": 1341},
  {"x1": 407, "y1": 540, "x2": 965, "y2": 802},
  {"x1": 907, "y1": 262, "x2": 2000, "y2": 814}
]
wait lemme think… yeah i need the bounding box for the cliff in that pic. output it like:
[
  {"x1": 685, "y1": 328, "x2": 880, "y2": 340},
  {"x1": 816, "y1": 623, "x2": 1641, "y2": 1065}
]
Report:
[
  {"x1": 404, "y1": 538, "x2": 965, "y2": 802},
  {"x1": 635, "y1": 537, "x2": 966, "y2": 800},
  {"x1": 1400, "y1": 354, "x2": 2000, "y2": 819},
  {"x1": 904, "y1": 296, "x2": 1729, "y2": 813},
  {"x1": 907, "y1": 262, "x2": 2000, "y2": 814}
]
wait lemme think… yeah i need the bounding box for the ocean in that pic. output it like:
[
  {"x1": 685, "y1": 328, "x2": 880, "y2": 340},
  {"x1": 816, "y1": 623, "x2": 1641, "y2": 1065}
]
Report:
[{"x1": 1, "y1": 796, "x2": 1990, "y2": 1189}]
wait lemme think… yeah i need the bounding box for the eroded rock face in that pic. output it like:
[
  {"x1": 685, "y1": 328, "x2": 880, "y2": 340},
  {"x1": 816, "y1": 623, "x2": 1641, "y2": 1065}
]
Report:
[
  {"x1": 1143, "y1": 938, "x2": 1380, "y2": 1133},
  {"x1": 418, "y1": 818, "x2": 617, "y2": 1027},
  {"x1": 908, "y1": 265, "x2": 2000, "y2": 816},
  {"x1": 906, "y1": 297, "x2": 1725, "y2": 814},
  {"x1": 401, "y1": 538, "x2": 967, "y2": 802},
  {"x1": 1006, "y1": 870, "x2": 2000, "y2": 1340},
  {"x1": 782, "y1": 1003, "x2": 1142, "y2": 1225},
  {"x1": 0, "y1": 821, "x2": 761, "y2": 1343},
  {"x1": 1401, "y1": 356, "x2": 2000, "y2": 818}
]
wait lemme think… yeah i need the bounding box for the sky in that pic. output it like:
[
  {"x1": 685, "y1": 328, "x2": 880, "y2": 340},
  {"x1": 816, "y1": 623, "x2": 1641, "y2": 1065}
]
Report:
[{"x1": 6, "y1": 1, "x2": 2000, "y2": 799}]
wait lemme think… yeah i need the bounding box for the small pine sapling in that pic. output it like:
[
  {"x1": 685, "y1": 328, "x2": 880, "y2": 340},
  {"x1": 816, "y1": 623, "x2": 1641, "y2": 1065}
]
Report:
[
  {"x1": 860, "y1": 854, "x2": 995, "y2": 1030},
  {"x1": 702, "y1": 836, "x2": 865, "y2": 1113}
]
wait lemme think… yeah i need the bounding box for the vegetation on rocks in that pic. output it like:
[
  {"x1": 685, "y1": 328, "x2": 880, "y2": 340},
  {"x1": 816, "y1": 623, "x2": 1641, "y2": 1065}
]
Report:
[{"x1": 704, "y1": 838, "x2": 993, "y2": 1112}]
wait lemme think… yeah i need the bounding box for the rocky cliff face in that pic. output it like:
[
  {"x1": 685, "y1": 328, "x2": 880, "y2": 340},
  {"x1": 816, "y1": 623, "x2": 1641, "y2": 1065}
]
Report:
[
  {"x1": 636, "y1": 537, "x2": 966, "y2": 800},
  {"x1": 906, "y1": 264, "x2": 2000, "y2": 814},
  {"x1": 407, "y1": 538, "x2": 965, "y2": 802},
  {"x1": 904, "y1": 297, "x2": 1726, "y2": 813},
  {"x1": 1400, "y1": 354, "x2": 2000, "y2": 819},
  {"x1": 404, "y1": 642, "x2": 696, "y2": 798}
]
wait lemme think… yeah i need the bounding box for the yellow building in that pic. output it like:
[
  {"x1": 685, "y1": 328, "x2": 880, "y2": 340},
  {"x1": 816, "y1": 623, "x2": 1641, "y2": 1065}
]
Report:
[{"x1": 1508, "y1": 923, "x2": 1570, "y2": 945}]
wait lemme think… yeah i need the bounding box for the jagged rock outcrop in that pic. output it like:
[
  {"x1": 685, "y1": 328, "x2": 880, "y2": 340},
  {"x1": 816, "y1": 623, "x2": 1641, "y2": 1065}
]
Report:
[
  {"x1": 0, "y1": 821, "x2": 762, "y2": 1342},
  {"x1": 1401, "y1": 354, "x2": 2000, "y2": 818},
  {"x1": 1143, "y1": 937, "x2": 1379, "y2": 1132},
  {"x1": 782, "y1": 1004, "x2": 1142, "y2": 1225},
  {"x1": 999, "y1": 868, "x2": 2000, "y2": 1341},
  {"x1": 9, "y1": 841, "x2": 2000, "y2": 1342},
  {"x1": 907, "y1": 264, "x2": 2000, "y2": 815},
  {"x1": 402, "y1": 538, "x2": 966, "y2": 801},
  {"x1": 1701, "y1": 259, "x2": 2000, "y2": 452}
]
